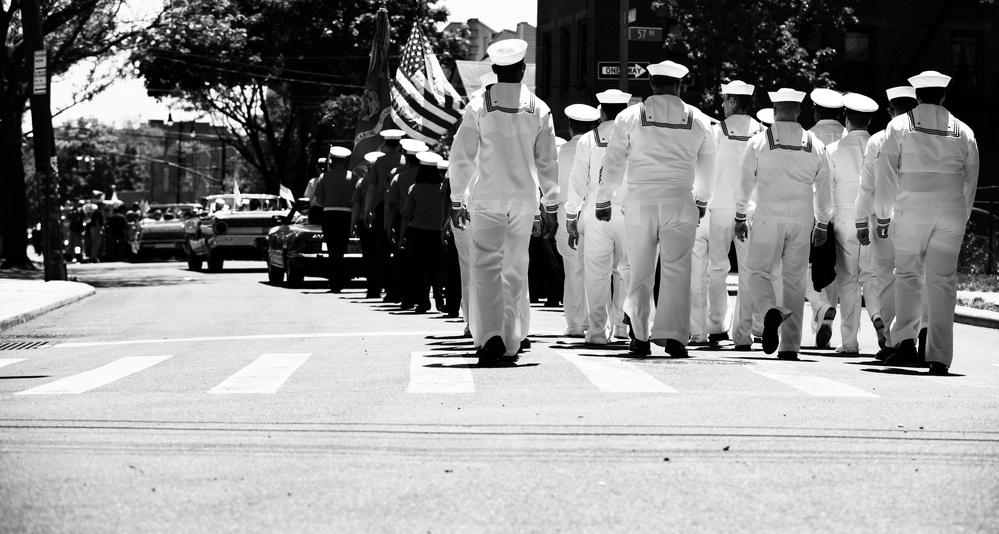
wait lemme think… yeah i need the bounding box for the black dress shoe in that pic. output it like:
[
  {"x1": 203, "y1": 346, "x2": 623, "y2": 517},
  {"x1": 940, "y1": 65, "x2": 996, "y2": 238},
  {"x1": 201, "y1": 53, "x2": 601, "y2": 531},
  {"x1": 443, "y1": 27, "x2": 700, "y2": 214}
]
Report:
[
  {"x1": 927, "y1": 362, "x2": 949, "y2": 375},
  {"x1": 366, "y1": 291, "x2": 381, "y2": 299},
  {"x1": 777, "y1": 351, "x2": 799, "y2": 361},
  {"x1": 762, "y1": 308, "x2": 783, "y2": 355},
  {"x1": 815, "y1": 307, "x2": 836, "y2": 348},
  {"x1": 733, "y1": 344, "x2": 752, "y2": 351},
  {"x1": 885, "y1": 339, "x2": 925, "y2": 367},
  {"x1": 917, "y1": 327, "x2": 928, "y2": 359},
  {"x1": 399, "y1": 301, "x2": 415, "y2": 310},
  {"x1": 708, "y1": 332, "x2": 730, "y2": 343},
  {"x1": 520, "y1": 338, "x2": 532, "y2": 350},
  {"x1": 665, "y1": 339, "x2": 689, "y2": 358},
  {"x1": 494, "y1": 355, "x2": 520, "y2": 366},
  {"x1": 875, "y1": 346, "x2": 895, "y2": 361},
  {"x1": 476, "y1": 336, "x2": 506, "y2": 365},
  {"x1": 413, "y1": 306, "x2": 429, "y2": 314},
  {"x1": 629, "y1": 339, "x2": 651, "y2": 356},
  {"x1": 446, "y1": 311, "x2": 459, "y2": 318}
]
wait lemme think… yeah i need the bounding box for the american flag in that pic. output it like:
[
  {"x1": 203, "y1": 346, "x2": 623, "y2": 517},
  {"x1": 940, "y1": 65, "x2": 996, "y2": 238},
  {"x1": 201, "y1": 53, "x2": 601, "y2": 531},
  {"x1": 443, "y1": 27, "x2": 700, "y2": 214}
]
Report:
[{"x1": 390, "y1": 22, "x2": 463, "y2": 146}]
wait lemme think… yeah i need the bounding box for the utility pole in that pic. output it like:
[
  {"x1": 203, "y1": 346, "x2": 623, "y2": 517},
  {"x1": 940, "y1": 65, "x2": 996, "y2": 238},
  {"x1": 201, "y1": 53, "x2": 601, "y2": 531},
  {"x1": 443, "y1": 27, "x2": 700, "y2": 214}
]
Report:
[
  {"x1": 619, "y1": 0, "x2": 629, "y2": 91},
  {"x1": 22, "y1": 0, "x2": 65, "y2": 281},
  {"x1": 175, "y1": 123, "x2": 183, "y2": 203}
]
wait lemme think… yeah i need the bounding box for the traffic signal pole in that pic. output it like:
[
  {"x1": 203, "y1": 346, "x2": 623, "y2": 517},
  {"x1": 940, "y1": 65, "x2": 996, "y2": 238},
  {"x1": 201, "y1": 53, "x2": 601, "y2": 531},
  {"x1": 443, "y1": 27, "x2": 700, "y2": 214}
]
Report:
[
  {"x1": 619, "y1": 0, "x2": 629, "y2": 91},
  {"x1": 22, "y1": 0, "x2": 65, "y2": 281}
]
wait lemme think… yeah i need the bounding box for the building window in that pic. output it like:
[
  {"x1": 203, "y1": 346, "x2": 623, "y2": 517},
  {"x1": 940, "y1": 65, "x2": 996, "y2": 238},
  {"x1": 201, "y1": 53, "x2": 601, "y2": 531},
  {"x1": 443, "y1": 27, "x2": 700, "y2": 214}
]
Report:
[
  {"x1": 577, "y1": 22, "x2": 588, "y2": 89},
  {"x1": 952, "y1": 34, "x2": 979, "y2": 89},
  {"x1": 470, "y1": 28, "x2": 478, "y2": 39},
  {"x1": 541, "y1": 32, "x2": 552, "y2": 98},
  {"x1": 844, "y1": 30, "x2": 871, "y2": 62},
  {"x1": 560, "y1": 27, "x2": 571, "y2": 94}
]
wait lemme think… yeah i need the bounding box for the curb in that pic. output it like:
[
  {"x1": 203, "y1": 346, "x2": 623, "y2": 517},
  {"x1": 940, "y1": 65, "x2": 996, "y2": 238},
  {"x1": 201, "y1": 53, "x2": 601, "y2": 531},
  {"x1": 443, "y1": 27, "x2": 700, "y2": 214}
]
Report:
[
  {"x1": 954, "y1": 306, "x2": 999, "y2": 330},
  {"x1": 0, "y1": 282, "x2": 96, "y2": 332}
]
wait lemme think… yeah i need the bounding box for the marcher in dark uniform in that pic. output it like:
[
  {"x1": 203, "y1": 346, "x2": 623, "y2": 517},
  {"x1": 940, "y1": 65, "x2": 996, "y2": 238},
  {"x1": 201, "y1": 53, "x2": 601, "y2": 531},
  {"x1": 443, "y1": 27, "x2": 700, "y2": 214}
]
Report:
[
  {"x1": 313, "y1": 146, "x2": 356, "y2": 292},
  {"x1": 104, "y1": 205, "x2": 129, "y2": 262},
  {"x1": 439, "y1": 160, "x2": 462, "y2": 318},
  {"x1": 352, "y1": 151, "x2": 384, "y2": 298},
  {"x1": 385, "y1": 139, "x2": 427, "y2": 309},
  {"x1": 399, "y1": 151, "x2": 445, "y2": 314},
  {"x1": 363, "y1": 129, "x2": 406, "y2": 302}
]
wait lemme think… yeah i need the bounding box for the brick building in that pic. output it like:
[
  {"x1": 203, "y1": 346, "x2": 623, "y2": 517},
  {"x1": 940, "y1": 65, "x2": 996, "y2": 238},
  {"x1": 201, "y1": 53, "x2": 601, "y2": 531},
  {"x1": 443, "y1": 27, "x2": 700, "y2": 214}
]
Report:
[
  {"x1": 537, "y1": 0, "x2": 996, "y2": 179},
  {"x1": 445, "y1": 18, "x2": 538, "y2": 63}
]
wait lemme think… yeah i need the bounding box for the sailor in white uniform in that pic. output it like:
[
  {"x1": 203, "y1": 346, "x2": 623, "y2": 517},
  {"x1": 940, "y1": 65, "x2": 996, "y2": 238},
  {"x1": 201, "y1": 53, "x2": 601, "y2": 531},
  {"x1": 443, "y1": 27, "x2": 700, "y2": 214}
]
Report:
[
  {"x1": 449, "y1": 39, "x2": 560, "y2": 365},
  {"x1": 734, "y1": 88, "x2": 834, "y2": 360},
  {"x1": 566, "y1": 89, "x2": 633, "y2": 344},
  {"x1": 875, "y1": 71, "x2": 979, "y2": 375},
  {"x1": 806, "y1": 87, "x2": 847, "y2": 347},
  {"x1": 556, "y1": 103, "x2": 599, "y2": 337},
  {"x1": 825, "y1": 92, "x2": 882, "y2": 353},
  {"x1": 596, "y1": 60, "x2": 717, "y2": 357},
  {"x1": 855, "y1": 86, "x2": 920, "y2": 360},
  {"x1": 705, "y1": 80, "x2": 766, "y2": 347}
]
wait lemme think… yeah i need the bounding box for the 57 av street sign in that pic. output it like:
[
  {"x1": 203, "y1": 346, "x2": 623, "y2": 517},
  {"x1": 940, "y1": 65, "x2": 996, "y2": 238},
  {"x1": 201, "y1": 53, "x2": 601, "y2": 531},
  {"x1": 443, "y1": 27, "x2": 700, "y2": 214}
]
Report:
[{"x1": 597, "y1": 62, "x2": 650, "y2": 80}]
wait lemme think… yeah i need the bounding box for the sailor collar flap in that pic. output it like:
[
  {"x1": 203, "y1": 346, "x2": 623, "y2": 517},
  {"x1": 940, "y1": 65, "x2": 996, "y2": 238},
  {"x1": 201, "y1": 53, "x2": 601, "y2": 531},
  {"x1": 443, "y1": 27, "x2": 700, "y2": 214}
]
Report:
[
  {"x1": 484, "y1": 84, "x2": 536, "y2": 115},
  {"x1": 766, "y1": 124, "x2": 813, "y2": 153},
  {"x1": 906, "y1": 110, "x2": 961, "y2": 138},
  {"x1": 639, "y1": 97, "x2": 693, "y2": 130},
  {"x1": 720, "y1": 118, "x2": 755, "y2": 141}
]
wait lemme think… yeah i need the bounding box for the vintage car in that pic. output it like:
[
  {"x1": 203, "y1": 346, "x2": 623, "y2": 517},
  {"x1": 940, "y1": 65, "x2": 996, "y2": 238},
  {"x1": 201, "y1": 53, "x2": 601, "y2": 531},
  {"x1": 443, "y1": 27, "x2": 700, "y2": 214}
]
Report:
[
  {"x1": 128, "y1": 203, "x2": 203, "y2": 261},
  {"x1": 265, "y1": 202, "x2": 364, "y2": 286},
  {"x1": 184, "y1": 194, "x2": 291, "y2": 272}
]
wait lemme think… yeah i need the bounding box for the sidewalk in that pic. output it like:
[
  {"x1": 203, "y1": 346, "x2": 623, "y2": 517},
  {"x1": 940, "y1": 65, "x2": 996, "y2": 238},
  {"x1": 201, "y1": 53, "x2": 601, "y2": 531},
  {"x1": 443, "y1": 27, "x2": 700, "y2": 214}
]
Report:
[{"x1": 0, "y1": 277, "x2": 96, "y2": 332}]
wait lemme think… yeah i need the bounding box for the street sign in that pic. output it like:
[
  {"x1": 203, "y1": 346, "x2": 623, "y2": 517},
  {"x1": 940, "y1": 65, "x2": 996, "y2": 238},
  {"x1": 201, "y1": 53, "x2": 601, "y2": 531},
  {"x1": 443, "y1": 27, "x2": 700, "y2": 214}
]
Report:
[
  {"x1": 629, "y1": 26, "x2": 663, "y2": 42},
  {"x1": 33, "y1": 50, "x2": 46, "y2": 68},
  {"x1": 33, "y1": 50, "x2": 47, "y2": 95},
  {"x1": 597, "y1": 62, "x2": 650, "y2": 80},
  {"x1": 627, "y1": 8, "x2": 637, "y2": 24}
]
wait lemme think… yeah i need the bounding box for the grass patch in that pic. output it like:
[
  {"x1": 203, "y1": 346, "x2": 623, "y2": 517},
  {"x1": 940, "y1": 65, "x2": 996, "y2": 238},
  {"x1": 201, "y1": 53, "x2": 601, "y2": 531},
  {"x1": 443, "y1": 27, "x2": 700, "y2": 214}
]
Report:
[
  {"x1": 957, "y1": 273, "x2": 999, "y2": 292},
  {"x1": 958, "y1": 297, "x2": 999, "y2": 313}
]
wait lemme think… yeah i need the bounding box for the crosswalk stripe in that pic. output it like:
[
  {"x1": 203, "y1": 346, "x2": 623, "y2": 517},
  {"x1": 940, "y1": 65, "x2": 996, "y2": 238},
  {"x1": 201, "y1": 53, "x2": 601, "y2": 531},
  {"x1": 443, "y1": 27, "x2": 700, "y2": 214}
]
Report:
[
  {"x1": 209, "y1": 353, "x2": 311, "y2": 394},
  {"x1": 0, "y1": 359, "x2": 26, "y2": 369},
  {"x1": 16, "y1": 356, "x2": 173, "y2": 395},
  {"x1": 408, "y1": 351, "x2": 474, "y2": 393},
  {"x1": 558, "y1": 351, "x2": 676, "y2": 393},
  {"x1": 752, "y1": 369, "x2": 878, "y2": 398}
]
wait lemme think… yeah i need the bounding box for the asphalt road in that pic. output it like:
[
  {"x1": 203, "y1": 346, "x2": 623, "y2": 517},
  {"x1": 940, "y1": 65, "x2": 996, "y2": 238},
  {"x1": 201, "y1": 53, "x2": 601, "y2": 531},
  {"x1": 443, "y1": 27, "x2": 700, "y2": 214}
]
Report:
[{"x1": 1, "y1": 260, "x2": 998, "y2": 533}]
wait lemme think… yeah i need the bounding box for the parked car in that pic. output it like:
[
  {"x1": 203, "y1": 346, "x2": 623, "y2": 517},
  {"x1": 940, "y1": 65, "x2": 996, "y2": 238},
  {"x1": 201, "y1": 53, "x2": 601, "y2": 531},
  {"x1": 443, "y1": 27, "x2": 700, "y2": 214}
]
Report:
[
  {"x1": 128, "y1": 203, "x2": 203, "y2": 261},
  {"x1": 184, "y1": 194, "x2": 291, "y2": 272},
  {"x1": 265, "y1": 201, "x2": 364, "y2": 286}
]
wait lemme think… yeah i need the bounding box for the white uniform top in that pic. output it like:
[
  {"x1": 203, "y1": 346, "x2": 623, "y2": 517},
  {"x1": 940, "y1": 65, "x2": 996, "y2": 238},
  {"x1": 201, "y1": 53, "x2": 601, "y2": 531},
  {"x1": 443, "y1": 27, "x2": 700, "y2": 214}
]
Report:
[
  {"x1": 596, "y1": 94, "x2": 717, "y2": 208},
  {"x1": 304, "y1": 177, "x2": 320, "y2": 206},
  {"x1": 875, "y1": 104, "x2": 980, "y2": 220},
  {"x1": 565, "y1": 121, "x2": 625, "y2": 216},
  {"x1": 826, "y1": 130, "x2": 871, "y2": 211},
  {"x1": 809, "y1": 119, "x2": 847, "y2": 146},
  {"x1": 556, "y1": 134, "x2": 583, "y2": 204},
  {"x1": 854, "y1": 130, "x2": 886, "y2": 223},
  {"x1": 735, "y1": 121, "x2": 834, "y2": 223},
  {"x1": 450, "y1": 82, "x2": 559, "y2": 211},
  {"x1": 709, "y1": 114, "x2": 765, "y2": 211}
]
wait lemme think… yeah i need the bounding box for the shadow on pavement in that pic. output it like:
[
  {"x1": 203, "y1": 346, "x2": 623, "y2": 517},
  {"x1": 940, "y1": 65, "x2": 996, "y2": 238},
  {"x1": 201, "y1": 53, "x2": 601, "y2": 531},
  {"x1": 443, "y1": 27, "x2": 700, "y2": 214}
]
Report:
[
  {"x1": 81, "y1": 277, "x2": 205, "y2": 288},
  {"x1": 861, "y1": 367, "x2": 963, "y2": 377},
  {"x1": 0, "y1": 375, "x2": 50, "y2": 380},
  {"x1": 720, "y1": 355, "x2": 819, "y2": 363},
  {"x1": 425, "y1": 362, "x2": 540, "y2": 369}
]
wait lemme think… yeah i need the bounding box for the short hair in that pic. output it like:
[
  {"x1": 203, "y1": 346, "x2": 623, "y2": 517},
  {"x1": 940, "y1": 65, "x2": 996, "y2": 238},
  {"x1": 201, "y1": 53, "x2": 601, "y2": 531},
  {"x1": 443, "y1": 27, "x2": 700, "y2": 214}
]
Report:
[
  {"x1": 728, "y1": 94, "x2": 752, "y2": 112},
  {"x1": 568, "y1": 119, "x2": 596, "y2": 135},
  {"x1": 915, "y1": 87, "x2": 946, "y2": 105},
  {"x1": 813, "y1": 106, "x2": 841, "y2": 120},
  {"x1": 845, "y1": 110, "x2": 872, "y2": 128},
  {"x1": 651, "y1": 75, "x2": 682, "y2": 89},
  {"x1": 601, "y1": 103, "x2": 628, "y2": 120},
  {"x1": 492, "y1": 60, "x2": 526, "y2": 82},
  {"x1": 889, "y1": 97, "x2": 918, "y2": 115}
]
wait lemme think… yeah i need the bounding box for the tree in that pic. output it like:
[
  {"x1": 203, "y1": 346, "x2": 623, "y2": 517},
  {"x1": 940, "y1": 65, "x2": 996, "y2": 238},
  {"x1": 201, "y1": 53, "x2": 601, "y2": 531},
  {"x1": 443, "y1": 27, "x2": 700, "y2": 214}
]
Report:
[
  {"x1": 651, "y1": 0, "x2": 856, "y2": 114},
  {"x1": 1, "y1": 0, "x2": 162, "y2": 268},
  {"x1": 131, "y1": 0, "x2": 468, "y2": 197}
]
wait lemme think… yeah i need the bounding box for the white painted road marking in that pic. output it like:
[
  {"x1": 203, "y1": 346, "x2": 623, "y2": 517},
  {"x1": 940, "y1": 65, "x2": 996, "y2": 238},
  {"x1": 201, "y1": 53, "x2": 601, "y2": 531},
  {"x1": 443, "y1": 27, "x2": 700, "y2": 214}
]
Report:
[
  {"x1": 408, "y1": 351, "x2": 474, "y2": 393},
  {"x1": 51, "y1": 331, "x2": 470, "y2": 349},
  {"x1": 209, "y1": 353, "x2": 311, "y2": 394},
  {"x1": 17, "y1": 356, "x2": 173, "y2": 395},
  {"x1": 0, "y1": 359, "x2": 26, "y2": 369},
  {"x1": 753, "y1": 369, "x2": 878, "y2": 398},
  {"x1": 559, "y1": 351, "x2": 676, "y2": 393}
]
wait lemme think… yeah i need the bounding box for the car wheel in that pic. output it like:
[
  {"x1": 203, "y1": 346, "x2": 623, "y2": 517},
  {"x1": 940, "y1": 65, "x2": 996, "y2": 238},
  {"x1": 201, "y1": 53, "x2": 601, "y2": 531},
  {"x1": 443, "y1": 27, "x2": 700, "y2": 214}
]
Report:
[
  {"x1": 267, "y1": 260, "x2": 285, "y2": 285},
  {"x1": 284, "y1": 255, "x2": 303, "y2": 287},
  {"x1": 207, "y1": 251, "x2": 224, "y2": 272}
]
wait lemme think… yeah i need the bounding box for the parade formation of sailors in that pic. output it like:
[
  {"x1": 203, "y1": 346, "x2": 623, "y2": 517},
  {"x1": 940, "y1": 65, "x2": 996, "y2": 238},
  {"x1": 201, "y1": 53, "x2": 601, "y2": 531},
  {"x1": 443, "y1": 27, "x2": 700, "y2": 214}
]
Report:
[{"x1": 313, "y1": 36, "x2": 976, "y2": 375}]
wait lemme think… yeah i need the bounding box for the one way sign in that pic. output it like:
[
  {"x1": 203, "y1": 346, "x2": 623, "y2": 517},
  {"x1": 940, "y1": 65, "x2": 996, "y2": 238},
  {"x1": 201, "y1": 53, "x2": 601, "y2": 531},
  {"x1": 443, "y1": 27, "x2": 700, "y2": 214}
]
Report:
[{"x1": 597, "y1": 62, "x2": 650, "y2": 80}]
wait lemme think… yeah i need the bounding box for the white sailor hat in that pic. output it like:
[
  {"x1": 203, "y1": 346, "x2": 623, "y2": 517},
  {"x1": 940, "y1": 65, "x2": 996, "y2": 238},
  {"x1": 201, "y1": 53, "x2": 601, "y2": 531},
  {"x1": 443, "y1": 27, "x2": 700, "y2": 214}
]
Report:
[
  {"x1": 908, "y1": 70, "x2": 951, "y2": 88},
  {"x1": 721, "y1": 80, "x2": 755, "y2": 96},
  {"x1": 487, "y1": 39, "x2": 528, "y2": 66},
  {"x1": 364, "y1": 151, "x2": 384, "y2": 164},
  {"x1": 886, "y1": 86, "x2": 917, "y2": 101},
  {"x1": 810, "y1": 88, "x2": 843, "y2": 109},
  {"x1": 555, "y1": 136, "x2": 567, "y2": 148},
  {"x1": 400, "y1": 139, "x2": 429, "y2": 155},
  {"x1": 647, "y1": 60, "x2": 689, "y2": 79},
  {"x1": 842, "y1": 93, "x2": 878, "y2": 113},
  {"x1": 379, "y1": 129, "x2": 405, "y2": 140},
  {"x1": 768, "y1": 88, "x2": 806, "y2": 103},
  {"x1": 565, "y1": 103, "x2": 600, "y2": 122},
  {"x1": 437, "y1": 160, "x2": 450, "y2": 170},
  {"x1": 317, "y1": 157, "x2": 328, "y2": 165},
  {"x1": 596, "y1": 89, "x2": 632, "y2": 104},
  {"x1": 328, "y1": 146, "x2": 351, "y2": 159},
  {"x1": 416, "y1": 151, "x2": 443, "y2": 166},
  {"x1": 479, "y1": 72, "x2": 498, "y2": 87},
  {"x1": 756, "y1": 108, "x2": 775, "y2": 125}
]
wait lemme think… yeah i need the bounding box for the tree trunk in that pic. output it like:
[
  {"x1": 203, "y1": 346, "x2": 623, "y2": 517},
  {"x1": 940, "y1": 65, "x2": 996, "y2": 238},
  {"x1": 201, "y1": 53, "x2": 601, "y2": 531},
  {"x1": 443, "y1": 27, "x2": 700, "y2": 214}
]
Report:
[{"x1": 0, "y1": 109, "x2": 32, "y2": 269}]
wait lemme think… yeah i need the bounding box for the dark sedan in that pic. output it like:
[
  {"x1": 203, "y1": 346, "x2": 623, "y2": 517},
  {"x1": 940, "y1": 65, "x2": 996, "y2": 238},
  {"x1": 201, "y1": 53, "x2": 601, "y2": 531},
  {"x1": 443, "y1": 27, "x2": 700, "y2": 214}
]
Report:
[{"x1": 265, "y1": 208, "x2": 363, "y2": 287}]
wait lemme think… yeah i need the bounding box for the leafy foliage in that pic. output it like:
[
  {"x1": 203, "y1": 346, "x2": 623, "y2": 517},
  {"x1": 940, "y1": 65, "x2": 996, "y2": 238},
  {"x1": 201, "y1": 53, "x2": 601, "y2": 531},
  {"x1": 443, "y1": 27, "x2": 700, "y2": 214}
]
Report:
[{"x1": 651, "y1": 0, "x2": 856, "y2": 114}]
